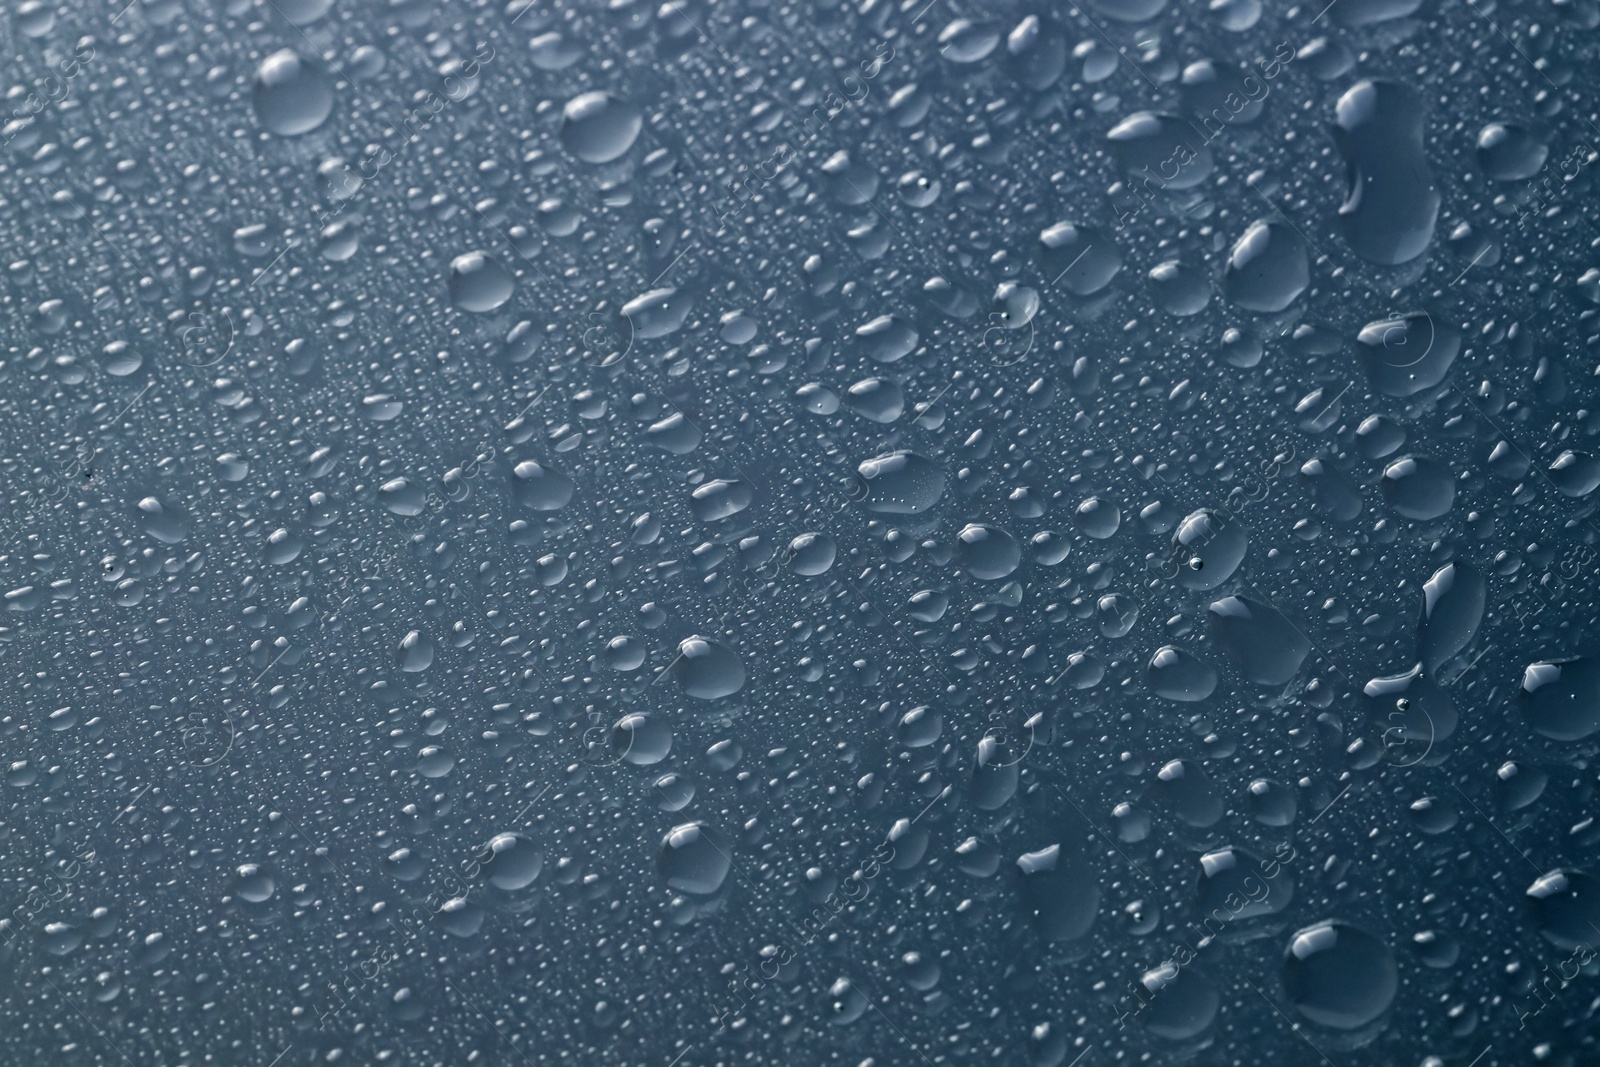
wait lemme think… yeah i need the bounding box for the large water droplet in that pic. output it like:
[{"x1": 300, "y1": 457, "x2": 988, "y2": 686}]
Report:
[
  {"x1": 1147, "y1": 646, "x2": 1219, "y2": 702},
  {"x1": 1355, "y1": 312, "x2": 1460, "y2": 398},
  {"x1": 1224, "y1": 220, "x2": 1308, "y2": 312},
  {"x1": 1016, "y1": 844, "x2": 1100, "y2": 941},
  {"x1": 1477, "y1": 123, "x2": 1548, "y2": 180},
  {"x1": 786, "y1": 533, "x2": 837, "y2": 575},
  {"x1": 1174, "y1": 509, "x2": 1246, "y2": 589},
  {"x1": 1527, "y1": 869, "x2": 1600, "y2": 950},
  {"x1": 397, "y1": 630, "x2": 435, "y2": 673},
  {"x1": 1106, "y1": 113, "x2": 1212, "y2": 191},
  {"x1": 1038, "y1": 221, "x2": 1123, "y2": 294},
  {"x1": 510, "y1": 460, "x2": 575, "y2": 512},
  {"x1": 956, "y1": 524, "x2": 1020, "y2": 580},
  {"x1": 1332, "y1": 81, "x2": 1439, "y2": 264},
  {"x1": 449, "y1": 252, "x2": 514, "y2": 313},
  {"x1": 1381, "y1": 455, "x2": 1455, "y2": 520},
  {"x1": 559, "y1": 92, "x2": 643, "y2": 163},
  {"x1": 853, "y1": 315, "x2": 920, "y2": 363},
  {"x1": 673, "y1": 636, "x2": 745, "y2": 699},
  {"x1": 1520, "y1": 657, "x2": 1600, "y2": 740},
  {"x1": 659, "y1": 822, "x2": 732, "y2": 895},
  {"x1": 479, "y1": 833, "x2": 543, "y2": 891},
  {"x1": 1138, "y1": 963, "x2": 1220, "y2": 1039},
  {"x1": 690, "y1": 479, "x2": 753, "y2": 522},
  {"x1": 253, "y1": 49, "x2": 333, "y2": 136},
  {"x1": 1550, "y1": 451, "x2": 1600, "y2": 497},
  {"x1": 1207, "y1": 596, "x2": 1311, "y2": 685},
  {"x1": 856, "y1": 451, "x2": 946, "y2": 514},
  {"x1": 1150, "y1": 759, "x2": 1223, "y2": 827},
  {"x1": 1195, "y1": 845, "x2": 1293, "y2": 919},
  {"x1": 613, "y1": 712, "x2": 673, "y2": 765},
  {"x1": 1283, "y1": 921, "x2": 1399, "y2": 1029},
  {"x1": 234, "y1": 864, "x2": 276, "y2": 904},
  {"x1": 136, "y1": 496, "x2": 190, "y2": 544}
]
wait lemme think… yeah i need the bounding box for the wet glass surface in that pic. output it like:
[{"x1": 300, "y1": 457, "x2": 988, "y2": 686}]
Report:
[{"x1": 1, "y1": 0, "x2": 1598, "y2": 1064}]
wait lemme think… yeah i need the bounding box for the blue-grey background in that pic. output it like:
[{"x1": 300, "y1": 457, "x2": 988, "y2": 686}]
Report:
[{"x1": 0, "y1": 0, "x2": 1596, "y2": 1064}]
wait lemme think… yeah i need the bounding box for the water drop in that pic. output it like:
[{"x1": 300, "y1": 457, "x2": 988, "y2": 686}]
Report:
[
  {"x1": 253, "y1": 50, "x2": 333, "y2": 136},
  {"x1": 559, "y1": 92, "x2": 643, "y2": 163}
]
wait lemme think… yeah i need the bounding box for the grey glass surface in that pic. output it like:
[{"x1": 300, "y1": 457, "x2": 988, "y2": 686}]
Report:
[{"x1": 1, "y1": 0, "x2": 1597, "y2": 1064}]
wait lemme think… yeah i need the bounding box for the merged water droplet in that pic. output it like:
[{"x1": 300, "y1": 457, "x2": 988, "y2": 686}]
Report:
[
  {"x1": 856, "y1": 451, "x2": 945, "y2": 514},
  {"x1": 1332, "y1": 81, "x2": 1440, "y2": 264},
  {"x1": 1417, "y1": 561, "x2": 1486, "y2": 678}
]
